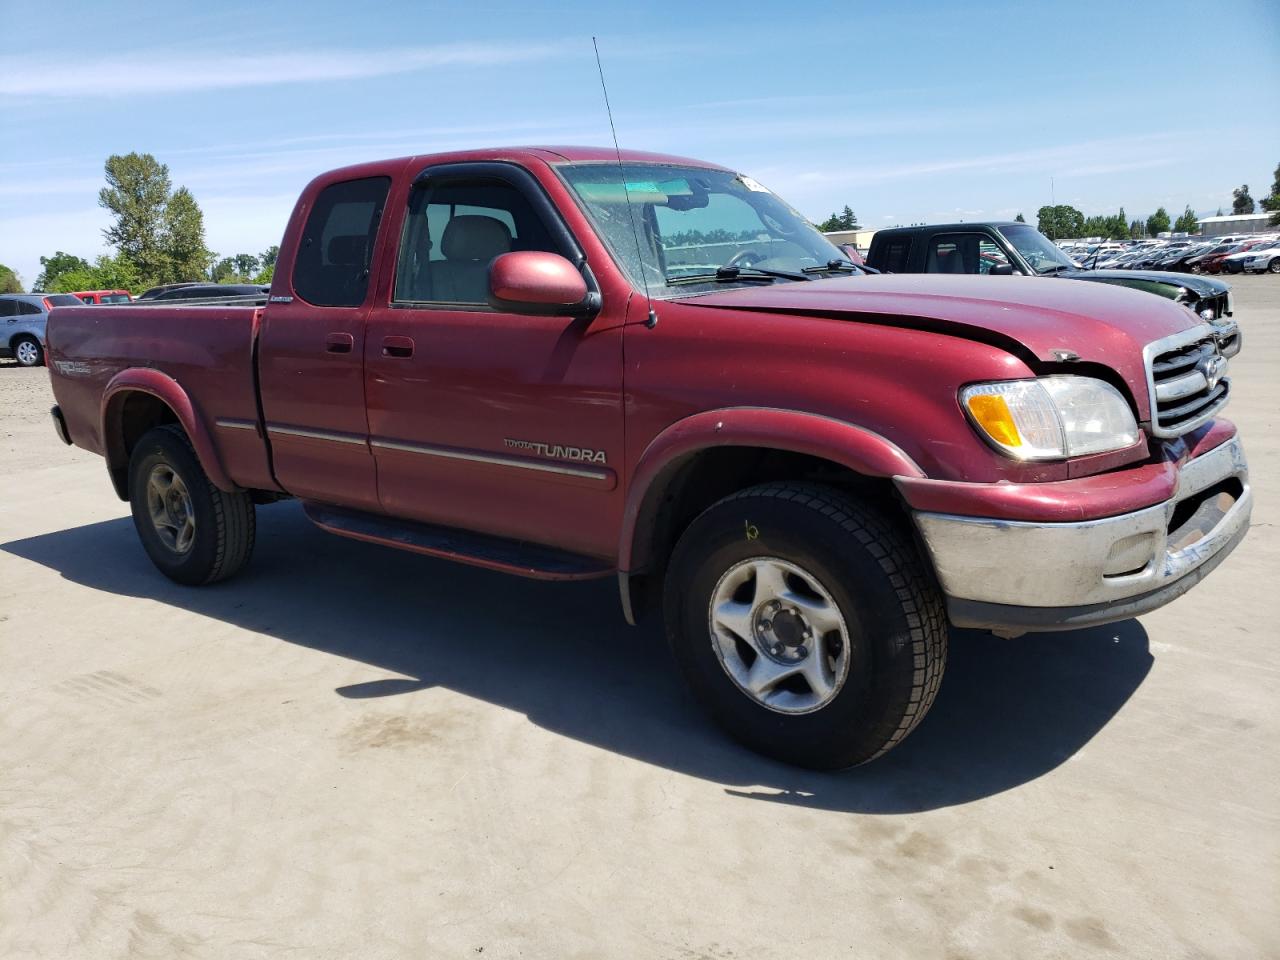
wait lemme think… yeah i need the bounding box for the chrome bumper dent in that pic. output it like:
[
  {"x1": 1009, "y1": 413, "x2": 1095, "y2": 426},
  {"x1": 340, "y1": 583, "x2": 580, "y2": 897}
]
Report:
[{"x1": 914, "y1": 435, "x2": 1250, "y2": 615}]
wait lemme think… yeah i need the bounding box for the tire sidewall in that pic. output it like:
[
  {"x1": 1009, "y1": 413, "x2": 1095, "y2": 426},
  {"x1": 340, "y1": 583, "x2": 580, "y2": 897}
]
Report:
[
  {"x1": 129, "y1": 429, "x2": 222, "y2": 585},
  {"x1": 665, "y1": 492, "x2": 923, "y2": 768}
]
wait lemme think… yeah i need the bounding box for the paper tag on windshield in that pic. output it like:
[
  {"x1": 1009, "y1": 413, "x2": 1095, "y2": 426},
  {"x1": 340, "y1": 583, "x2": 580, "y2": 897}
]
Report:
[{"x1": 738, "y1": 175, "x2": 770, "y2": 193}]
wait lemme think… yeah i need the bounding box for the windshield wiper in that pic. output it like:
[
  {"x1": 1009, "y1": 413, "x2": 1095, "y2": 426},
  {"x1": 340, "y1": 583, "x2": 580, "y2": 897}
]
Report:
[
  {"x1": 801, "y1": 259, "x2": 863, "y2": 275},
  {"x1": 666, "y1": 264, "x2": 812, "y2": 285},
  {"x1": 1038, "y1": 263, "x2": 1077, "y2": 275}
]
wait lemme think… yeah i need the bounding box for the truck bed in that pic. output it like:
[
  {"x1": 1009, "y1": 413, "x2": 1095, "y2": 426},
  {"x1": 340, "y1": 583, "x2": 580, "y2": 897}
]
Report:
[{"x1": 47, "y1": 303, "x2": 275, "y2": 492}]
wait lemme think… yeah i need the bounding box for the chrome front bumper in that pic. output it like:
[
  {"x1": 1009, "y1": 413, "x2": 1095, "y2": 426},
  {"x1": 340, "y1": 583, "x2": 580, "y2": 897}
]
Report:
[{"x1": 914, "y1": 435, "x2": 1251, "y2": 632}]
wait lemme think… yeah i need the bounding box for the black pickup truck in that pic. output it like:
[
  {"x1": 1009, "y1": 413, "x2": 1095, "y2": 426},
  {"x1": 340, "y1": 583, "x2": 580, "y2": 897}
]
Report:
[{"x1": 865, "y1": 221, "x2": 1233, "y2": 322}]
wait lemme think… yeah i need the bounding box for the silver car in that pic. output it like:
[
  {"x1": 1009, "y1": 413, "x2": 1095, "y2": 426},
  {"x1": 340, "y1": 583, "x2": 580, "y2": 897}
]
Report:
[{"x1": 0, "y1": 293, "x2": 83, "y2": 367}]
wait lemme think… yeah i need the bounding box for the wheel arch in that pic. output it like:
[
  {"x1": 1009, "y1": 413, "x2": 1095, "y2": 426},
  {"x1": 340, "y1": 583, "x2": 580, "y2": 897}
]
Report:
[
  {"x1": 617, "y1": 408, "x2": 926, "y2": 622},
  {"x1": 101, "y1": 368, "x2": 236, "y2": 500}
]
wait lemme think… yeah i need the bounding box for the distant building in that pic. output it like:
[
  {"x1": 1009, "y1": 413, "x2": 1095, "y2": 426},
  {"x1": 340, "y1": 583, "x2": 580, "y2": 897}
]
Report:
[
  {"x1": 1195, "y1": 212, "x2": 1274, "y2": 238},
  {"x1": 823, "y1": 228, "x2": 878, "y2": 251}
]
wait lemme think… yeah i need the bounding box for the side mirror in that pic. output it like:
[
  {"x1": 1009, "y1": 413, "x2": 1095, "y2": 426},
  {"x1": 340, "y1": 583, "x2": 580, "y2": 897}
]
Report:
[
  {"x1": 988, "y1": 263, "x2": 1015, "y2": 276},
  {"x1": 488, "y1": 251, "x2": 597, "y2": 316}
]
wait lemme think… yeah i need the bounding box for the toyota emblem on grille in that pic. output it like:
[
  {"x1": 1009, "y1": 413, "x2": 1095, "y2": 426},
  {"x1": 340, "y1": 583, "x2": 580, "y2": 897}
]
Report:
[{"x1": 1198, "y1": 352, "x2": 1227, "y2": 390}]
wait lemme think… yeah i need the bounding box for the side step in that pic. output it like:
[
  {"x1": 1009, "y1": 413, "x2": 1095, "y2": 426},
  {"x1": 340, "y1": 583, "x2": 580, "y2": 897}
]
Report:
[{"x1": 303, "y1": 502, "x2": 614, "y2": 581}]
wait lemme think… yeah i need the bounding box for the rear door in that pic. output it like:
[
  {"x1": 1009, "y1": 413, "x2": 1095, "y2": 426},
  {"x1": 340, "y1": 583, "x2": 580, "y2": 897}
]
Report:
[{"x1": 257, "y1": 175, "x2": 391, "y2": 510}]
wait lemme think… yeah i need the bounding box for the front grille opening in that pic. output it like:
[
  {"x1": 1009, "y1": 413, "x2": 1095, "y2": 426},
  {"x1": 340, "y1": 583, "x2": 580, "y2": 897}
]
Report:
[
  {"x1": 1166, "y1": 478, "x2": 1242, "y2": 552},
  {"x1": 1161, "y1": 382, "x2": 1228, "y2": 431},
  {"x1": 1149, "y1": 334, "x2": 1230, "y2": 436}
]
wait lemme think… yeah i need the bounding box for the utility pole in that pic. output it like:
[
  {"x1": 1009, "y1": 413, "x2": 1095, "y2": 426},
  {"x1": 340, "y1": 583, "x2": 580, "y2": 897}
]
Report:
[{"x1": 1050, "y1": 176, "x2": 1057, "y2": 240}]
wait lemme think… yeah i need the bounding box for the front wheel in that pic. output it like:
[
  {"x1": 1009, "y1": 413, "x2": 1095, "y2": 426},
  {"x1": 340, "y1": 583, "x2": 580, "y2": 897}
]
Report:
[
  {"x1": 663, "y1": 483, "x2": 947, "y2": 769},
  {"x1": 128, "y1": 425, "x2": 256, "y2": 585},
  {"x1": 12, "y1": 336, "x2": 43, "y2": 367},
  {"x1": 1269, "y1": 259, "x2": 1280, "y2": 275}
]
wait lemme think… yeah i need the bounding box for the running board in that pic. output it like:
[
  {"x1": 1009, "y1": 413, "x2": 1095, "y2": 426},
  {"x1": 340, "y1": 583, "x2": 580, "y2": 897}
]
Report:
[{"x1": 303, "y1": 502, "x2": 614, "y2": 581}]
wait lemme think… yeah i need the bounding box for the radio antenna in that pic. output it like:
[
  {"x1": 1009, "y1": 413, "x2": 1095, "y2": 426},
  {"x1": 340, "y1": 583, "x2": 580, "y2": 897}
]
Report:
[{"x1": 592, "y1": 36, "x2": 657, "y2": 329}]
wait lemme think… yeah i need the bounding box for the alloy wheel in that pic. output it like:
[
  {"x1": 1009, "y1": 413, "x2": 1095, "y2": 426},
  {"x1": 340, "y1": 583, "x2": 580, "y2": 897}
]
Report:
[{"x1": 707, "y1": 557, "x2": 851, "y2": 714}]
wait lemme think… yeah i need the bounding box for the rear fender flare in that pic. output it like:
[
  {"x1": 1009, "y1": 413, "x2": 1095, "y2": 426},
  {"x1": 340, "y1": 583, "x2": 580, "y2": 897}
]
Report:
[
  {"x1": 618, "y1": 406, "x2": 924, "y2": 573},
  {"x1": 101, "y1": 367, "x2": 236, "y2": 499}
]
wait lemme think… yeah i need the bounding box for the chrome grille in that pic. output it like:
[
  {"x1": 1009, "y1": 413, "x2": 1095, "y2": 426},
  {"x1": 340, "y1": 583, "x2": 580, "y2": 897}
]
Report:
[{"x1": 1144, "y1": 325, "x2": 1233, "y2": 438}]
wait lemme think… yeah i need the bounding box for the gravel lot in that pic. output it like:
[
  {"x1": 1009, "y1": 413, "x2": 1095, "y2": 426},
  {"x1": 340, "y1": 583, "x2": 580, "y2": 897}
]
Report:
[{"x1": 2, "y1": 276, "x2": 1277, "y2": 959}]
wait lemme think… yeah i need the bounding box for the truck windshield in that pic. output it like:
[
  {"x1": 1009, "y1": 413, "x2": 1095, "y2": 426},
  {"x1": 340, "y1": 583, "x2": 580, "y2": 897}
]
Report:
[
  {"x1": 558, "y1": 163, "x2": 848, "y2": 293},
  {"x1": 997, "y1": 223, "x2": 1080, "y2": 274}
]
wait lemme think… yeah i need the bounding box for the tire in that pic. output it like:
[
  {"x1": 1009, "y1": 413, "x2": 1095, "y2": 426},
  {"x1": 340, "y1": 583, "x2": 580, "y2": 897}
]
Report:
[
  {"x1": 128, "y1": 424, "x2": 255, "y2": 585},
  {"x1": 663, "y1": 482, "x2": 947, "y2": 769},
  {"x1": 1269, "y1": 259, "x2": 1280, "y2": 275},
  {"x1": 12, "y1": 336, "x2": 43, "y2": 367}
]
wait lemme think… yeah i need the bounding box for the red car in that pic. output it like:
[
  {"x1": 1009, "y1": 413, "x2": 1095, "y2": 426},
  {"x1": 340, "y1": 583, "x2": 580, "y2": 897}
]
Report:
[
  {"x1": 44, "y1": 146, "x2": 1251, "y2": 769},
  {"x1": 72, "y1": 289, "x2": 132, "y2": 304},
  {"x1": 1200, "y1": 240, "x2": 1264, "y2": 274}
]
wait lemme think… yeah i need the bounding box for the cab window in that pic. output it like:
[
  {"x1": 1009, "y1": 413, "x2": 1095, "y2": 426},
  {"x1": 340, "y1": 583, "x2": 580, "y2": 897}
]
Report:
[{"x1": 394, "y1": 178, "x2": 559, "y2": 306}]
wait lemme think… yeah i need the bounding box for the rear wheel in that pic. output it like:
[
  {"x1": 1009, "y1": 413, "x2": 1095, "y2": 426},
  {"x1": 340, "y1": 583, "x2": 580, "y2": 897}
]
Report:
[
  {"x1": 12, "y1": 336, "x2": 43, "y2": 367},
  {"x1": 128, "y1": 425, "x2": 255, "y2": 585},
  {"x1": 663, "y1": 482, "x2": 947, "y2": 769}
]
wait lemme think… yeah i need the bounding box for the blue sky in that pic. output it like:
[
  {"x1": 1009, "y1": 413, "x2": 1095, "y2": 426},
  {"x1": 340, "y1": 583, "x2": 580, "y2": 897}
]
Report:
[{"x1": 2, "y1": 0, "x2": 1277, "y2": 287}]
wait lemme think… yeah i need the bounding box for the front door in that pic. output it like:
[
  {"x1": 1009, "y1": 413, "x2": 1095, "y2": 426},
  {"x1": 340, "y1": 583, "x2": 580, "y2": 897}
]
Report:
[
  {"x1": 257, "y1": 175, "x2": 390, "y2": 511},
  {"x1": 363, "y1": 164, "x2": 624, "y2": 560}
]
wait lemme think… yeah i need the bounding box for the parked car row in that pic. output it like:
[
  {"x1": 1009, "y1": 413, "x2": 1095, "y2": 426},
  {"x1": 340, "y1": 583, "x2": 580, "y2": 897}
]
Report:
[{"x1": 1065, "y1": 235, "x2": 1280, "y2": 275}]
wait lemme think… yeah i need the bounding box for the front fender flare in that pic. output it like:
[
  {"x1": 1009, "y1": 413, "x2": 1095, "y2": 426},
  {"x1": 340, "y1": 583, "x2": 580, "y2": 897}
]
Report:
[
  {"x1": 618, "y1": 406, "x2": 924, "y2": 573},
  {"x1": 101, "y1": 367, "x2": 236, "y2": 499}
]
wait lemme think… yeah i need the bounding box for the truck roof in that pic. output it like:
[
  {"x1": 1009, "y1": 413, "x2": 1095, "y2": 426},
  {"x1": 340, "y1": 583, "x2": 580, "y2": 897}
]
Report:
[
  {"x1": 315, "y1": 145, "x2": 732, "y2": 183},
  {"x1": 875, "y1": 221, "x2": 1022, "y2": 236}
]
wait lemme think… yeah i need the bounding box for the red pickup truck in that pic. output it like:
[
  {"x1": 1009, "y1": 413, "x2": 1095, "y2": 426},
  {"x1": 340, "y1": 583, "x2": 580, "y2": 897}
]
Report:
[{"x1": 46, "y1": 146, "x2": 1251, "y2": 769}]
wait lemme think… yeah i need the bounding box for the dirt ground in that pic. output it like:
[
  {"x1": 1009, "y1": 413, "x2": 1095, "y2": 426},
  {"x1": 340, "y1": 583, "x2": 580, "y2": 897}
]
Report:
[{"x1": 2, "y1": 277, "x2": 1277, "y2": 959}]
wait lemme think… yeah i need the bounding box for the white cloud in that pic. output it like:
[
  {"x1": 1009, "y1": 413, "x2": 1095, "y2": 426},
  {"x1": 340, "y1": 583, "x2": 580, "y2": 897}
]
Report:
[{"x1": 0, "y1": 42, "x2": 575, "y2": 99}]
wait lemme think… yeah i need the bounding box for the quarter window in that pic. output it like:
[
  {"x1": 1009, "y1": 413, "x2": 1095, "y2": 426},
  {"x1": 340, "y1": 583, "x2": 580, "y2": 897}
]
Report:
[
  {"x1": 292, "y1": 176, "x2": 390, "y2": 307},
  {"x1": 880, "y1": 239, "x2": 912, "y2": 272}
]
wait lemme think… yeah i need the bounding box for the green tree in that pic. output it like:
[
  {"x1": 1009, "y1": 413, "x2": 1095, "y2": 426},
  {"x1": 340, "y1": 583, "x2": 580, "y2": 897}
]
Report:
[
  {"x1": 211, "y1": 257, "x2": 238, "y2": 283},
  {"x1": 1173, "y1": 205, "x2": 1199, "y2": 234},
  {"x1": 816, "y1": 205, "x2": 858, "y2": 232},
  {"x1": 1036, "y1": 204, "x2": 1085, "y2": 239},
  {"x1": 1260, "y1": 162, "x2": 1280, "y2": 226},
  {"x1": 46, "y1": 254, "x2": 143, "y2": 295},
  {"x1": 0, "y1": 264, "x2": 22, "y2": 293},
  {"x1": 34, "y1": 251, "x2": 91, "y2": 291},
  {"x1": 260, "y1": 244, "x2": 280, "y2": 270},
  {"x1": 165, "y1": 186, "x2": 213, "y2": 281},
  {"x1": 1146, "y1": 207, "x2": 1171, "y2": 236},
  {"x1": 99, "y1": 153, "x2": 212, "y2": 286},
  {"x1": 1129, "y1": 219, "x2": 1145, "y2": 239},
  {"x1": 1231, "y1": 184, "x2": 1255, "y2": 215},
  {"x1": 1014, "y1": 212, "x2": 1026, "y2": 223},
  {"x1": 233, "y1": 253, "x2": 259, "y2": 279},
  {"x1": 255, "y1": 262, "x2": 275, "y2": 284},
  {"x1": 99, "y1": 153, "x2": 172, "y2": 282}
]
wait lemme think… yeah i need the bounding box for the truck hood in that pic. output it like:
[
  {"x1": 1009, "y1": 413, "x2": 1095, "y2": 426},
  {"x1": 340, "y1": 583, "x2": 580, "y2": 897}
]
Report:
[
  {"x1": 676, "y1": 274, "x2": 1205, "y2": 415},
  {"x1": 1065, "y1": 268, "x2": 1229, "y2": 298}
]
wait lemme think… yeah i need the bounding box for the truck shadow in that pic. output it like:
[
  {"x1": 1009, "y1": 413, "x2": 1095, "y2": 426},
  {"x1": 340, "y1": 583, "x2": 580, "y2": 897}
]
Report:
[{"x1": 3, "y1": 501, "x2": 1153, "y2": 814}]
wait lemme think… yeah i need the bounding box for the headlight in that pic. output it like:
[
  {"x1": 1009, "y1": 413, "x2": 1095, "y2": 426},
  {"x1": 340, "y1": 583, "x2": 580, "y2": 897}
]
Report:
[{"x1": 961, "y1": 376, "x2": 1139, "y2": 460}]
